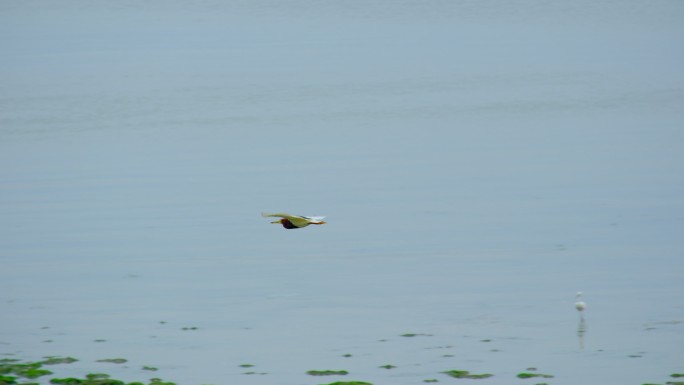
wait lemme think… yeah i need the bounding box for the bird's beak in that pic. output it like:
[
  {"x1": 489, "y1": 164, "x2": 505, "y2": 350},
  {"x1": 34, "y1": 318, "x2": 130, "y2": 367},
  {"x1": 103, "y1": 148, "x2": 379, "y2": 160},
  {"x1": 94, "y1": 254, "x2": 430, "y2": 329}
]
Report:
[
  {"x1": 317, "y1": 221, "x2": 327, "y2": 225},
  {"x1": 271, "y1": 220, "x2": 280, "y2": 224}
]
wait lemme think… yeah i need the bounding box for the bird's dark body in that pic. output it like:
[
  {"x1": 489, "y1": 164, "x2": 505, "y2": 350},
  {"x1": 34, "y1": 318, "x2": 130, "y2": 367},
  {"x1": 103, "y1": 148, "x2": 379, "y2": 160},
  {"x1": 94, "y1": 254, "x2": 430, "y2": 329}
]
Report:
[{"x1": 280, "y1": 219, "x2": 300, "y2": 229}]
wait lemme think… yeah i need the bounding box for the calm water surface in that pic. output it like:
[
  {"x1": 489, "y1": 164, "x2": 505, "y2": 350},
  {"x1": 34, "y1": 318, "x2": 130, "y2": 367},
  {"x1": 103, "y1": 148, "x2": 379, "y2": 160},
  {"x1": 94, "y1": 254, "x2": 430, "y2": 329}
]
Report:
[{"x1": 1, "y1": 1, "x2": 683, "y2": 384}]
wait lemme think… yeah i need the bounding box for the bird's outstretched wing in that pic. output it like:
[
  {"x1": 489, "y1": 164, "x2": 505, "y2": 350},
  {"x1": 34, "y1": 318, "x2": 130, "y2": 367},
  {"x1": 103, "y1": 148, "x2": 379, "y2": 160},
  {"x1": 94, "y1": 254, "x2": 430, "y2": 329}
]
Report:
[{"x1": 262, "y1": 212, "x2": 294, "y2": 219}]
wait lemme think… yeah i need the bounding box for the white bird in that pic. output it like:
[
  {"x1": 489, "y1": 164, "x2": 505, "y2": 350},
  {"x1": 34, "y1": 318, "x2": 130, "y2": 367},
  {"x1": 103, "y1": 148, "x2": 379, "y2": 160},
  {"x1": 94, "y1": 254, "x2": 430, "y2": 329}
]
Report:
[
  {"x1": 261, "y1": 212, "x2": 327, "y2": 229},
  {"x1": 575, "y1": 291, "x2": 586, "y2": 317}
]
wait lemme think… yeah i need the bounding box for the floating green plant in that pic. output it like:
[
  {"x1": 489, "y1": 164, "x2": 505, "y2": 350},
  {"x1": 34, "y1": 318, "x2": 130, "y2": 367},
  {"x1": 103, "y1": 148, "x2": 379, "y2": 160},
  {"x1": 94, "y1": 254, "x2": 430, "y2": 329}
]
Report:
[
  {"x1": 0, "y1": 361, "x2": 52, "y2": 379},
  {"x1": 378, "y1": 365, "x2": 396, "y2": 369},
  {"x1": 517, "y1": 372, "x2": 554, "y2": 379},
  {"x1": 673, "y1": 374, "x2": 684, "y2": 378},
  {"x1": 423, "y1": 379, "x2": 439, "y2": 383},
  {"x1": 96, "y1": 359, "x2": 127, "y2": 364},
  {"x1": 239, "y1": 364, "x2": 254, "y2": 368},
  {"x1": 149, "y1": 379, "x2": 176, "y2": 385},
  {"x1": 306, "y1": 370, "x2": 349, "y2": 376},
  {"x1": 51, "y1": 376, "x2": 123, "y2": 385},
  {"x1": 0, "y1": 375, "x2": 18, "y2": 385},
  {"x1": 2, "y1": 358, "x2": 179, "y2": 385},
  {"x1": 142, "y1": 366, "x2": 158, "y2": 371},
  {"x1": 401, "y1": 333, "x2": 432, "y2": 337},
  {"x1": 317, "y1": 382, "x2": 372, "y2": 385},
  {"x1": 41, "y1": 357, "x2": 78, "y2": 365},
  {"x1": 443, "y1": 370, "x2": 493, "y2": 379}
]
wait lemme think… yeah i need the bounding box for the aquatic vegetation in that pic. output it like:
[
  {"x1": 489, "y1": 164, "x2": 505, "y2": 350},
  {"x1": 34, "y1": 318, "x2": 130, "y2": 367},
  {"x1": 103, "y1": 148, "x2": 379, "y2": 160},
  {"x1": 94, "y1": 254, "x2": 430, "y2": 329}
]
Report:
[
  {"x1": 317, "y1": 382, "x2": 372, "y2": 385},
  {"x1": 86, "y1": 373, "x2": 111, "y2": 380},
  {"x1": 516, "y1": 372, "x2": 554, "y2": 379},
  {"x1": 673, "y1": 374, "x2": 684, "y2": 378},
  {"x1": 149, "y1": 379, "x2": 176, "y2": 385},
  {"x1": 0, "y1": 375, "x2": 19, "y2": 385},
  {"x1": 306, "y1": 370, "x2": 349, "y2": 376},
  {"x1": 423, "y1": 379, "x2": 439, "y2": 383},
  {"x1": 1, "y1": 358, "x2": 177, "y2": 385},
  {"x1": 443, "y1": 370, "x2": 493, "y2": 379},
  {"x1": 401, "y1": 333, "x2": 432, "y2": 337},
  {"x1": 0, "y1": 361, "x2": 52, "y2": 379},
  {"x1": 378, "y1": 365, "x2": 396, "y2": 369},
  {"x1": 41, "y1": 357, "x2": 78, "y2": 365},
  {"x1": 96, "y1": 359, "x2": 127, "y2": 364},
  {"x1": 50, "y1": 372, "x2": 161, "y2": 385},
  {"x1": 51, "y1": 375, "x2": 125, "y2": 385},
  {"x1": 238, "y1": 364, "x2": 254, "y2": 368},
  {"x1": 142, "y1": 367, "x2": 158, "y2": 371}
]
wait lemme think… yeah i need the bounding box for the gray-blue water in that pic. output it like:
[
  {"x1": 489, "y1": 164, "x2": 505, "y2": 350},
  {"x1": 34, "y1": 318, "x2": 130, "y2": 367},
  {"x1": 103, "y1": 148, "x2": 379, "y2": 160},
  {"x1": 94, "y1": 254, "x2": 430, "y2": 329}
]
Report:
[{"x1": 2, "y1": 1, "x2": 683, "y2": 384}]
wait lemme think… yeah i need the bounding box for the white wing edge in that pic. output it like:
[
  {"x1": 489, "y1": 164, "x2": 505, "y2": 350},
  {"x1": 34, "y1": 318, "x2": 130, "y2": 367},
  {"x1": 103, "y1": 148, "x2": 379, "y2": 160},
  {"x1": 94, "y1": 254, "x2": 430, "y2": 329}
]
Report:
[
  {"x1": 262, "y1": 212, "x2": 325, "y2": 221},
  {"x1": 303, "y1": 215, "x2": 326, "y2": 221},
  {"x1": 262, "y1": 212, "x2": 290, "y2": 218}
]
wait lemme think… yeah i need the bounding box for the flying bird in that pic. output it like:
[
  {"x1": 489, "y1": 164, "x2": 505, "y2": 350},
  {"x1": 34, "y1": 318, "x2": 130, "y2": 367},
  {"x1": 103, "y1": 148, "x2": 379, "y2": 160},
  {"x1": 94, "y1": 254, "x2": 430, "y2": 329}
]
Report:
[
  {"x1": 262, "y1": 212, "x2": 327, "y2": 229},
  {"x1": 575, "y1": 291, "x2": 586, "y2": 317}
]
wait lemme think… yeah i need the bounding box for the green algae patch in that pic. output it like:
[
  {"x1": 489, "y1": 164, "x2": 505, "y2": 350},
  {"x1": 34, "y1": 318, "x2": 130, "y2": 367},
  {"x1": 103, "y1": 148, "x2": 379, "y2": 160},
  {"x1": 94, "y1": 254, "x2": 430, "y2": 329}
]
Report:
[
  {"x1": 50, "y1": 377, "x2": 123, "y2": 385},
  {"x1": 96, "y1": 359, "x2": 127, "y2": 364},
  {"x1": 41, "y1": 357, "x2": 78, "y2": 366},
  {"x1": 401, "y1": 333, "x2": 432, "y2": 337},
  {"x1": 50, "y1": 375, "x2": 175, "y2": 385},
  {"x1": 443, "y1": 370, "x2": 493, "y2": 379},
  {"x1": 149, "y1": 379, "x2": 176, "y2": 385},
  {"x1": 307, "y1": 370, "x2": 348, "y2": 376},
  {"x1": 22, "y1": 368, "x2": 53, "y2": 379},
  {"x1": 0, "y1": 375, "x2": 18, "y2": 385},
  {"x1": 2, "y1": 358, "x2": 179, "y2": 385},
  {"x1": 673, "y1": 374, "x2": 684, "y2": 378},
  {"x1": 423, "y1": 379, "x2": 439, "y2": 383},
  {"x1": 516, "y1": 372, "x2": 554, "y2": 379},
  {"x1": 379, "y1": 365, "x2": 396, "y2": 369},
  {"x1": 317, "y1": 382, "x2": 372, "y2": 385},
  {"x1": 0, "y1": 361, "x2": 52, "y2": 379}
]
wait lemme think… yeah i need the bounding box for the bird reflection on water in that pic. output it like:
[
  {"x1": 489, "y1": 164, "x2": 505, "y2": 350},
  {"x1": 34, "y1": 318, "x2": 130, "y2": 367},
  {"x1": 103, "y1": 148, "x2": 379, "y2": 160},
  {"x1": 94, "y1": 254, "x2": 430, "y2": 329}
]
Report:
[
  {"x1": 575, "y1": 292, "x2": 587, "y2": 350},
  {"x1": 577, "y1": 317, "x2": 587, "y2": 350}
]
